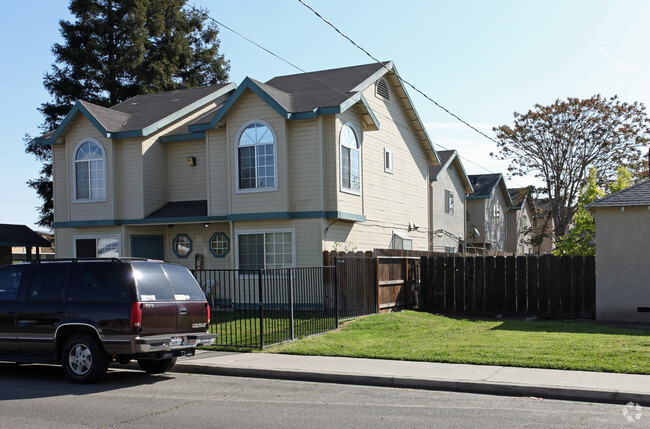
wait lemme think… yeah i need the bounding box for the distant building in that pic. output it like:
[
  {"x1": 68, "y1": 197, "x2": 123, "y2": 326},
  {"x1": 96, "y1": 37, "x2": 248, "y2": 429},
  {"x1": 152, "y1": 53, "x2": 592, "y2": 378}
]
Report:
[
  {"x1": 0, "y1": 224, "x2": 52, "y2": 266},
  {"x1": 466, "y1": 174, "x2": 513, "y2": 252}
]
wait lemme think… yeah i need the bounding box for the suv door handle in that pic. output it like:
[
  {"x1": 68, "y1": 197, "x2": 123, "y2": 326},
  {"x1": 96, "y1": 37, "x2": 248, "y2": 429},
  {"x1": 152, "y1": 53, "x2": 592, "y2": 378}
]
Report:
[{"x1": 179, "y1": 308, "x2": 187, "y2": 315}]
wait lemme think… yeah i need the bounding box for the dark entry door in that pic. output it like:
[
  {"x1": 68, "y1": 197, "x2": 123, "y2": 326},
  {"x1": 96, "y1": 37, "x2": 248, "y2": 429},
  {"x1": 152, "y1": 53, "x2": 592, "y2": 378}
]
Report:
[{"x1": 131, "y1": 235, "x2": 164, "y2": 260}]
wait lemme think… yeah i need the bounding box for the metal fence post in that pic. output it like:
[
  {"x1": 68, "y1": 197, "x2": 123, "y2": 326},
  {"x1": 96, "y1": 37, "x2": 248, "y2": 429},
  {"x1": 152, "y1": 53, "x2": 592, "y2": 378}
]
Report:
[
  {"x1": 334, "y1": 260, "x2": 339, "y2": 329},
  {"x1": 288, "y1": 268, "x2": 294, "y2": 341},
  {"x1": 258, "y1": 269, "x2": 264, "y2": 349}
]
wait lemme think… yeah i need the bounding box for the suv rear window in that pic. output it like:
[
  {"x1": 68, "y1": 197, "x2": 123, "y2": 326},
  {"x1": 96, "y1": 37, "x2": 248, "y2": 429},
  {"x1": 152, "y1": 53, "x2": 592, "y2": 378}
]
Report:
[
  {"x1": 68, "y1": 262, "x2": 135, "y2": 302},
  {"x1": 161, "y1": 264, "x2": 205, "y2": 300},
  {"x1": 132, "y1": 262, "x2": 175, "y2": 301}
]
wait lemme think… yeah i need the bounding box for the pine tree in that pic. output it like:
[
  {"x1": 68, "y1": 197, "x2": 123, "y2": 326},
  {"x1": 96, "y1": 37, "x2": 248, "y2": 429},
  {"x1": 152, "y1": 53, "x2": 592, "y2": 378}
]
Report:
[{"x1": 25, "y1": 0, "x2": 230, "y2": 227}]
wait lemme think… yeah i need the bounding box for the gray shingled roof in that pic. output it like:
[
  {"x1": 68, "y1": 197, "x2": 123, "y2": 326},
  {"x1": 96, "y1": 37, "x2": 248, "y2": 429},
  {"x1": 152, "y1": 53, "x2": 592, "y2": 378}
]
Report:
[
  {"x1": 508, "y1": 187, "x2": 531, "y2": 209},
  {"x1": 428, "y1": 150, "x2": 455, "y2": 179},
  {"x1": 586, "y1": 179, "x2": 650, "y2": 208},
  {"x1": 468, "y1": 174, "x2": 513, "y2": 206},
  {"x1": 146, "y1": 200, "x2": 208, "y2": 219},
  {"x1": 264, "y1": 62, "x2": 389, "y2": 113},
  {"x1": 0, "y1": 224, "x2": 51, "y2": 247}
]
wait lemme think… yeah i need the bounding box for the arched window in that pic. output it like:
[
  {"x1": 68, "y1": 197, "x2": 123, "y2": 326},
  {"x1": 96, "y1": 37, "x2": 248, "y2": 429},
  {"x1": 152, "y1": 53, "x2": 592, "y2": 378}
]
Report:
[
  {"x1": 340, "y1": 123, "x2": 361, "y2": 194},
  {"x1": 236, "y1": 121, "x2": 277, "y2": 191},
  {"x1": 74, "y1": 139, "x2": 106, "y2": 201}
]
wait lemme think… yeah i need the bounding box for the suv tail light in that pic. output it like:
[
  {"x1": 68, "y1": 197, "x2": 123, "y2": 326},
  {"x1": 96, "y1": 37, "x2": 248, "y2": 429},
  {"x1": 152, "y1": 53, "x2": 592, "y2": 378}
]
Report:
[
  {"x1": 130, "y1": 302, "x2": 143, "y2": 328},
  {"x1": 205, "y1": 301, "x2": 211, "y2": 324}
]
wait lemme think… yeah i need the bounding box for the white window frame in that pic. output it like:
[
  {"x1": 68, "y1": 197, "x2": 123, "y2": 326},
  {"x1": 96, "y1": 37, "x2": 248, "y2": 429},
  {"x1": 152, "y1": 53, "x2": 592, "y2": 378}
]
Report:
[
  {"x1": 73, "y1": 138, "x2": 107, "y2": 203},
  {"x1": 445, "y1": 190, "x2": 455, "y2": 215},
  {"x1": 492, "y1": 203, "x2": 501, "y2": 219},
  {"x1": 235, "y1": 228, "x2": 296, "y2": 270},
  {"x1": 339, "y1": 122, "x2": 362, "y2": 195},
  {"x1": 391, "y1": 230, "x2": 412, "y2": 250},
  {"x1": 234, "y1": 119, "x2": 279, "y2": 194},
  {"x1": 73, "y1": 234, "x2": 121, "y2": 258},
  {"x1": 384, "y1": 148, "x2": 394, "y2": 174}
]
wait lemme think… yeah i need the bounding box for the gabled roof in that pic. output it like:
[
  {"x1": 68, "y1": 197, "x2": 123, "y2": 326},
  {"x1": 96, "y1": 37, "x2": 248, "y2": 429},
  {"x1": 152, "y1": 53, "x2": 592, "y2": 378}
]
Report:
[
  {"x1": 0, "y1": 224, "x2": 51, "y2": 247},
  {"x1": 467, "y1": 174, "x2": 513, "y2": 206},
  {"x1": 188, "y1": 61, "x2": 438, "y2": 163},
  {"x1": 428, "y1": 150, "x2": 473, "y2": 194},
  {"x1": 586, "y1": 179, "x2": 650, "y2": 208},
  {"x1": 507, "y1": 187, "x2": 535, "y2": 211},
  {"x1": 36, "y1": 83, "x2": 236, "y2": 144}
]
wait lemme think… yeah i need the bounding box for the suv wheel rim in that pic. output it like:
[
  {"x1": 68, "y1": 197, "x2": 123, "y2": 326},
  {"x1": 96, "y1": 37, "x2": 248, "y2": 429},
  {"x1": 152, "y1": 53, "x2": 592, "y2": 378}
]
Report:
[{"x1": 69, "y1": 344, "x2": 92, "y2": 375}]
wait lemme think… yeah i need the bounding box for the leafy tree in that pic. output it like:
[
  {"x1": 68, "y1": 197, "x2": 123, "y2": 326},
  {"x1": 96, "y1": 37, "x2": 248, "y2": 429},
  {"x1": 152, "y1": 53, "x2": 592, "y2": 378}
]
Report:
[
  {"x1": 25, "y1": 0, "x2": 230, "y2": 227},
  {"x1": 493, "y1": 95, "x2": 650, "y2": 240}
]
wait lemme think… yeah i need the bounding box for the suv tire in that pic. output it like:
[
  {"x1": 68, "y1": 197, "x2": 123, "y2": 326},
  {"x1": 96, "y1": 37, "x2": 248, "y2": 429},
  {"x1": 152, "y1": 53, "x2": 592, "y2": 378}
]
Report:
[
  {"x1": 62, "y1": 334, "x2": 109, "y2": 384},
  {"x1": 137, "y1": 357, "x2": 177, "y2": 374}
]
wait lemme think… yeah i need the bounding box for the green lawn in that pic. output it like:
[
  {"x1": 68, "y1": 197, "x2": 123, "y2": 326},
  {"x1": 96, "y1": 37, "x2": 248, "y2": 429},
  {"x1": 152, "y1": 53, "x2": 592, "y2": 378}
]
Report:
[{"x1": 263, "y1": 311, "x2": 650, "y2": 374}]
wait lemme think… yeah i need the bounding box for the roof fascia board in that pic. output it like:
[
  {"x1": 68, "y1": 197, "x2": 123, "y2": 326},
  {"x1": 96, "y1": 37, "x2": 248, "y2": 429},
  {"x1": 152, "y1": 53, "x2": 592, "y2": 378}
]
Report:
[
  {"x1": 190, "y1": 78, "x2": 290, "y2": 132},
  {"x1": 49, "y1": 102, "x2": 111, "y2": 144},
  {"x1": 137, "y1": 82, "x2": 237, "y2": 137},
  {"x1": 452, "y1": 155, "x2": 474, "y2": 194},
  {"x1": 339, "y1": 93, "x2": 380, "y2": 130},
  {"x1": 160, "y1": 131, "x2": 206, "y2": 143},
  {"x1": 350, "y1": 61, "x2": 393, "y2": 93},
  {"x1": 498, "y1": 176, "x2": 514, "y2": 207}
]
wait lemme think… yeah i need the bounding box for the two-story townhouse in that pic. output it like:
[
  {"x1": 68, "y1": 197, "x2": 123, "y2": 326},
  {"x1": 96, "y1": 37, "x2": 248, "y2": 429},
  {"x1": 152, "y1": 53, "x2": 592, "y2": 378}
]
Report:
[
  {"x1": 428, "y1": 150, "x2": 473, "y2": 253},
  {"x1": 466, "y1": 174, "x2": 513, "y2": 252},
  {"x1": 40, "y1": 62, "x2": 440, "y2": 269},
  {"x1": 506, "y1": 187, "x2": 535, "y2": 254}
]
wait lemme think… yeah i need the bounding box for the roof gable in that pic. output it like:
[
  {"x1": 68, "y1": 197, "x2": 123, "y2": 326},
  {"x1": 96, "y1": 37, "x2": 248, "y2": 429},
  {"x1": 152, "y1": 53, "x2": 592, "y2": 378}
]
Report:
[
  {"x1": 468, "y1": 174, "x2": 513, "y2": 206},
  {"x1": 0, "y1": 224, "x2": 51, "y2": 247},
  {"x1": 428, "y1": 150, "x2": 473, "y2": 193},
  {"x1": 37, "y1": 83, "x2": 236, "y2": 145}
]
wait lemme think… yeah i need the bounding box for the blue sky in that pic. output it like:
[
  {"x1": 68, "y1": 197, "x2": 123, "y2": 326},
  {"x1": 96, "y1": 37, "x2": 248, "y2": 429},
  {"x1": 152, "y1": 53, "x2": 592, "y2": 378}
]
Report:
[{"x1": 2, "y1": 0, "x2": 650, "y2": 231}]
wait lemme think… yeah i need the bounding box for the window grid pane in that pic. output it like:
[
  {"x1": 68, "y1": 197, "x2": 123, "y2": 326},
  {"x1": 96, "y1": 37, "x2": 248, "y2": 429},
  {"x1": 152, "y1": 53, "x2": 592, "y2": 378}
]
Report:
[{"x1": 238, "y1": 123, "x2": 276, "y2": 190}]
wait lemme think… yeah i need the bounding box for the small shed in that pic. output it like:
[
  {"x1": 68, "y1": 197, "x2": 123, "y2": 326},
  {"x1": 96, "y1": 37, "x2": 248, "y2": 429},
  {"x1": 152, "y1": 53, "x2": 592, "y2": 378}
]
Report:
[
  {"x1": 586, "y1": 179, "x2": 650, "y2": 321},
  {"x1": 0, "y1": 224, "x2": 52, "y2": 266}
]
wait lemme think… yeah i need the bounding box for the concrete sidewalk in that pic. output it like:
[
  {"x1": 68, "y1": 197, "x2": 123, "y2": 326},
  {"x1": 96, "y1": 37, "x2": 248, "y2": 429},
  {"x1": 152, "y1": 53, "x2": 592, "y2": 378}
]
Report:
[{"x1": 172, "y1": 351, "x2": 650, "y2": 405}]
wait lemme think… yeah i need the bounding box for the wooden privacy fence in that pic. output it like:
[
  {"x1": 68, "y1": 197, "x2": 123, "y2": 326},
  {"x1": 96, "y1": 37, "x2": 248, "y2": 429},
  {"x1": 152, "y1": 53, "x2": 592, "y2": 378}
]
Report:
[{"x1": 420, "y1": 255, "x2": 595, "y2": 319}]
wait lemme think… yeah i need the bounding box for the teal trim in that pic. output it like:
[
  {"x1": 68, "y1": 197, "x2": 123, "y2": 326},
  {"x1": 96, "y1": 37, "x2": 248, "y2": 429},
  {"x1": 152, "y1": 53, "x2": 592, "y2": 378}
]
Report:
[
  {"x1": 208, "y1": 232, "x2": 230, "y2": 258},
  {"x1": 53, "y1": 211, "x2": 366, "y2": 228},
  {"x1": 172, "y1": 233, "x2": 192, "y2": 259},
  {"x1": 49, "y1": 102, "x2": 111, "y2": 144},
  {"x1": 160, "y1": 131, "x2": 206, "y2": 143},
  {"x1": 466, "y1": 195, "x2": 491, "y2": 200}
]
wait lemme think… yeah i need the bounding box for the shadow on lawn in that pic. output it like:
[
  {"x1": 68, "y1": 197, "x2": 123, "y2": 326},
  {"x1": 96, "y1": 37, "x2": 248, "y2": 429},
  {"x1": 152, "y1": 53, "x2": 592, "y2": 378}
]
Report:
[{"x1": 489, "y1": 318, "x2": 650, "y2": 336}]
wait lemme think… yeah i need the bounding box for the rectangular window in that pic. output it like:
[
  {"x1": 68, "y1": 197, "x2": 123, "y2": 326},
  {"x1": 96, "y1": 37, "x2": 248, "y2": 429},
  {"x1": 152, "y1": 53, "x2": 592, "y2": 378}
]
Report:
[
  {"x1": 391, "y1": 231, "x2": 412, "y2": 250},
  {"x1": 27, "y1": 265, "x2": 68, "y2": 301},
  {"x1": 75, "y1": 235, "x2": 120, "y2": 258},
  {"x1": 384, "y1": 148, "x2": 394, "y2": 173},
  {"x1": 445, "y1": 190, "x2": 454, "y2": 214},
  {"x1": 237, "y1": 231, "x2": 294, "y2": 270},
  {"x1": 445, "y1": 246, "x2": 456, "y2": 254}
]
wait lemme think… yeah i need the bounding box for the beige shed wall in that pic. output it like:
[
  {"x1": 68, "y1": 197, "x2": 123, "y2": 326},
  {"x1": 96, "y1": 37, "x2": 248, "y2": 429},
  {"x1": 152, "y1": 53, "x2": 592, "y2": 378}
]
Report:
[{"x1": 595, "y1": 206, "x2": 650, "y2": 321}]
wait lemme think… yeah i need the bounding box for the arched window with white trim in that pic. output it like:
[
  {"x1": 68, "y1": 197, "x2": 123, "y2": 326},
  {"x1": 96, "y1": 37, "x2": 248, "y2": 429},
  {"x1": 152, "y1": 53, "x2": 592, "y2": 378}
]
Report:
[
  {"x1": 74, "y1": 139, "x2": 106, "y2": 201},
  {"x1": 340, "y1": 123, "x2": 361, "y2": 194},
  {"x1": 236, "y1": 121, "x2": 277, "y2": 192}
]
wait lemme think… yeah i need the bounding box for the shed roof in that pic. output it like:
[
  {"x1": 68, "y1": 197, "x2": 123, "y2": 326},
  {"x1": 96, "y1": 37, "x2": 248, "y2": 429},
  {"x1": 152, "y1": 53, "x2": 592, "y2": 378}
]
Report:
[
  {"x1": 0, "y1": 224, "x2": 51, "y2": 247},
  {"x1": 586, "y1": 179, "x2": 650, "y2": 208}
]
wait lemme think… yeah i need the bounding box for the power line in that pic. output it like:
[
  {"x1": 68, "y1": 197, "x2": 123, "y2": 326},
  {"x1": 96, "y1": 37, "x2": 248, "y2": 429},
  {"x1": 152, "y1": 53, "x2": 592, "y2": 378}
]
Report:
[
  {"x1": 186, "y1": 2, "x2": 527, "y2": 188},
  {"x1": 295, "y1": 0, "x2": 500, "y2": 146}
]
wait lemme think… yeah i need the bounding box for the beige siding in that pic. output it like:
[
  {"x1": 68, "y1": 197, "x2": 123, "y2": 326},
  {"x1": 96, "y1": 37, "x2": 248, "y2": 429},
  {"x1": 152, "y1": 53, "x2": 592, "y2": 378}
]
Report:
[
  {"x1": 290, "y1": 118, "x2": 323, "y2": 212},
  {"x1": 142, "y1": 135, "x2": 168, "y2": 215},
  {"x1": 64, "y1": 116, "x2": 115, "y2": 221},
  {"x1": 168, "y1": 140, "x2": 207, "y2": 201},
  {"x1": 53, "y1": 144, "x2": 69, "y2": 222},
  {"x1": 431, "y1": 165, "x2": 467, "y2": 252},
  {"x1": 207, "y1": 128, "x2": 229, "y2": 216},
  {"x1": 228, "y1": 89, "x2": 288, "y2": 214},
  {"x1": 116, "y1": 138, "x2": 143, "y2": 219}
]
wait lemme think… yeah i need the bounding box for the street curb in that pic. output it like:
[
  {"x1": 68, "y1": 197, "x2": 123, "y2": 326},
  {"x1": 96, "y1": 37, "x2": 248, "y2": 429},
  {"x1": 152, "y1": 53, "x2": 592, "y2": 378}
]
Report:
[{"x1": 171, "y1": 363, "x2": 650, "y2": 406}]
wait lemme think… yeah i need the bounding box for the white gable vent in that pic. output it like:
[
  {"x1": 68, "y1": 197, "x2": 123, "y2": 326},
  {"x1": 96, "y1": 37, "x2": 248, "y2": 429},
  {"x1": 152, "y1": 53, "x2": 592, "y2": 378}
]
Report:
[{"x1": 376, "y1": 79, "x2": 390, "y2": 100}]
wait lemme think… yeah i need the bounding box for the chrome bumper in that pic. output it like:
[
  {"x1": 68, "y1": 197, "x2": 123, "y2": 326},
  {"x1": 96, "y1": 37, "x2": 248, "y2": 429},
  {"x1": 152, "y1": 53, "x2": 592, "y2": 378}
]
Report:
[{"x1": 132, "y1": 333, "x2": 216, "y2": 353}]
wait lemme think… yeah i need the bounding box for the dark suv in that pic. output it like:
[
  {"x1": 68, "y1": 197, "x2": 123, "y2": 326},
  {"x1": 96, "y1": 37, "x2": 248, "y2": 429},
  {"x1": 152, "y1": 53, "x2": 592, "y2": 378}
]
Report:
[{"x1": 0, "y1": 258, "x2": 214, "y2": 383}]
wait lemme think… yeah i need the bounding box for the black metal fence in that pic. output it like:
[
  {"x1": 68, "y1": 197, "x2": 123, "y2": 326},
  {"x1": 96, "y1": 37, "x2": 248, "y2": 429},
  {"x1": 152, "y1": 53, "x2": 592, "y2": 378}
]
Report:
[{"x1": 192, "y1": 266, "x2": 341, "y2": 349}]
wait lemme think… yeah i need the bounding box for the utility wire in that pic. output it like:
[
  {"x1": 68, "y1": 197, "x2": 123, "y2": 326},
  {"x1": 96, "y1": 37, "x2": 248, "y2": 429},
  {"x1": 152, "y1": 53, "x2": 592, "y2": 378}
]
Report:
[
  {"x1": 187, "y1": 3, "x2": 528, "y2": 188},
  {"x1": 296, "y1": 0, "x2": 500, "y2": 146}
]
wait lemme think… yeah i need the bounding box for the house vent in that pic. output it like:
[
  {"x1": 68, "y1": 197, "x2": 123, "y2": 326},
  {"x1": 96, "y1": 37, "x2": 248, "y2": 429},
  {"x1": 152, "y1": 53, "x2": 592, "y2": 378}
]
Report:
[{"x1": 376, "y1": 79, "x2": 390, "y2": 100}]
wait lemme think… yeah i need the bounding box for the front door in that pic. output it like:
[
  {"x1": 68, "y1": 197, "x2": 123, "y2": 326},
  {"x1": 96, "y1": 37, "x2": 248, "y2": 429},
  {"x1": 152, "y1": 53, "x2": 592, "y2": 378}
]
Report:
[{"x1": 131, "y1": 235, "x2": 164, "y2": 260}]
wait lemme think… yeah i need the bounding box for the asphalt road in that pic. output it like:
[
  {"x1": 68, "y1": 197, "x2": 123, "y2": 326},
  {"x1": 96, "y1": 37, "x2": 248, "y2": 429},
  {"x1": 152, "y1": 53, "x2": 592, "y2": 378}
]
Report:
[{"x1": 0, "y1": 362, "x2": 641, "y2": 428}]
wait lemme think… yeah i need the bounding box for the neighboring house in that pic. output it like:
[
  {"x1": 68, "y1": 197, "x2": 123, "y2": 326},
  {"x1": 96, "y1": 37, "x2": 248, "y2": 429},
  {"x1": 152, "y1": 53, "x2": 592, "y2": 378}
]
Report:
[
  {"x1": 506, "y1": 187, "x2": 535, "y2": 254},
  {"x1": 38, "y1": 62, "x2": 441, "y2": 269},
  {"x1": 466, "y1": 174, "x2": 513, "y2": 252},
  {"x1": 586, "y1": 179, "x2": 650, "y2": 321},
  {"x1": 0, "y1": 224, "x2": 52, "y2": 266},
  {"x1": 428, "y1": 150, "x2": 473, "y2": 253}
]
